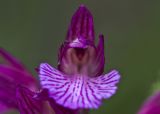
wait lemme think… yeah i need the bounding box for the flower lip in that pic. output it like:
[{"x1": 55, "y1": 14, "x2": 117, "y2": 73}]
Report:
[{"x1": 39, "y1": 63, "x2": 121, "y2": 109}]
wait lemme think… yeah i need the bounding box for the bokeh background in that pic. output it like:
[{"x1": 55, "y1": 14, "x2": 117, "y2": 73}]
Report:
[{"x1": 0, "y1": 0, "x2": 160, "y2": 114}]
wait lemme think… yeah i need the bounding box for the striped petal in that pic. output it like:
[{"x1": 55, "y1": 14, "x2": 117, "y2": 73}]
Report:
[{"x1": 39, "y1": 63, "x2": 120, "y2": 109}]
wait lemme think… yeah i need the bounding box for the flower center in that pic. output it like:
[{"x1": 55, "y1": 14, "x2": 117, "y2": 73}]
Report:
[
  {"x1": 72, "y1": 48, "x2": 88, "y2": 65},
  {"x1": 61, "y1": 46, "x2": 96, "y2": 76},
  {"x1": 71, "y1": 48, "x2": 88, "y2": 73}
]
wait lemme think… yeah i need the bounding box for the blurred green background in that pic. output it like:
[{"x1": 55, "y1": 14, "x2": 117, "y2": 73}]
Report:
[{"x1": 0, "y1": 0, "x2": 160, "y2": 114}]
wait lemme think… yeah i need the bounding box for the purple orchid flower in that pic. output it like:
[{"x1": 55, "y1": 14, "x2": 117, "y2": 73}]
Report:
[
  {"x1": 137, "y1": 91, "x2": 160, "y2": 114},
  {"x1": 39, "y1": 5, "x2": 121, "y2": 109},
  {"x1": 0, "y1": 48, "x2": 37, "y2": 113},
  {"x1": 0, "y1": 48, "x2": 78, "y2": 114}
]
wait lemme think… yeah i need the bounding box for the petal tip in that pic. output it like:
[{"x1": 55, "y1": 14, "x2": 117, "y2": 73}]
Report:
[
  {"x1": 66, "y1": 5, "x2": 95, "y2": 42},
  {"x1": 79, "y1": 4, "x2": 86, "y2": 8}
]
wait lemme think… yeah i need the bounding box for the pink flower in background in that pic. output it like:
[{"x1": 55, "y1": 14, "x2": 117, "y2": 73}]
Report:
[
  {"x1": 0, "y1": 48, "x2": 37, "y2": 113},
  {"x1": 39, "y1": 5, "x2": 121, "y2": 109},
  {"x1": 137, "y1": 91, "x2": 160, "y2": 114}
]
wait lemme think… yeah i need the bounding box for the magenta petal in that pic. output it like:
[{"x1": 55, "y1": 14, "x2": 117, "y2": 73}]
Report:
[
  {"x1": 0, "y1": 49, "x2": 37, "y2": 112},
  {"x1": 0, "y1": 65, "x2": 36, "y2": 87},
  {"x1": 16, "y1": 86, "x2": 55, "y2": 114},
  {"x1": 0, "y1": 48, "x2": 26, "y2": 71},
  {"x1": 0, "y1": 48, "x2": 37, "y2": 112},
  {"x1": 93, "y1": 34, "x2": 105, "y2": 76},
  {"x1": 0, "y1": 65, "x2": 37, "y2": 113},
  {"x1": 138, "y1": 91, "x2": 160, "y2": 114},
  {"x1": 66, "y1": 5, "x2": 95, "y2": 42},
  {"x1": 39, "y1": 63, "x2": 120, "y2": 109},
  {"x1": 16, "y1": 86, "x2": 43, "y2": 114},
  {"x1": 0, "y1": 74, "x2": 18, "y2": 112}
]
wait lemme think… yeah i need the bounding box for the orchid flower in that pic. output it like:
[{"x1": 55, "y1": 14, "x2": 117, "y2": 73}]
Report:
[
  {"x1": 39, "y1": 5, "x2": 121, "y2": 109},
  {"x1": 0, "y1": 4, "x2": 121, "y2": 114},
  {"x1": 0, "y1": 48, "x2": 78, "y2": 114},
  {"x1": 137, "y1": 91, "x2": 160, "y2": 114}
]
